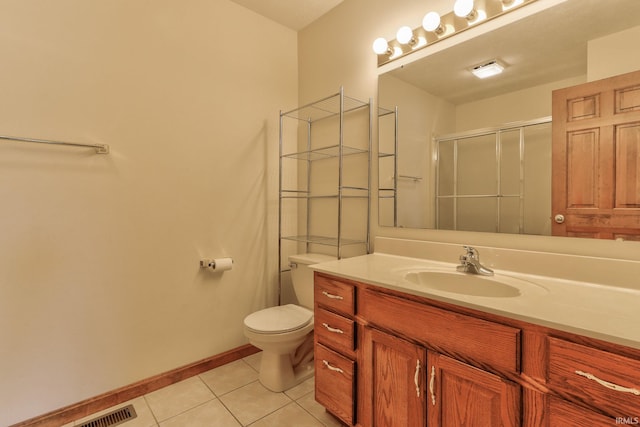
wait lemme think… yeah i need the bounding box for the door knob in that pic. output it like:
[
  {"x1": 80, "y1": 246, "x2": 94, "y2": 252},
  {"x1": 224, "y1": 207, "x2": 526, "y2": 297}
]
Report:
[{"x1": 554, "y1": 214, "x2": 565, "y2": 224}]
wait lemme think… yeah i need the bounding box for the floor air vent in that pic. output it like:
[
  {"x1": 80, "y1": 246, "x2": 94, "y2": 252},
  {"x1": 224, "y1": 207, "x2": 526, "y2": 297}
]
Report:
[{"x1": 77, "y1": 404, "x2": 137, "y2": 427}]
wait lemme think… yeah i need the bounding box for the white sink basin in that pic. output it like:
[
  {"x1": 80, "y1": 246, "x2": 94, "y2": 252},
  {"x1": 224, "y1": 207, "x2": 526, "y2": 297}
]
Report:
[{"x1": 402, "y1": 269, "x2": 547, "y2": 298}]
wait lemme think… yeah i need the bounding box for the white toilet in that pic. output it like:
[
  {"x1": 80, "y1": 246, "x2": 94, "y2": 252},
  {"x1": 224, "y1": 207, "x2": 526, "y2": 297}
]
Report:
[{"x1": 243, "y1": 253, "x2": 335, "y2": 392}]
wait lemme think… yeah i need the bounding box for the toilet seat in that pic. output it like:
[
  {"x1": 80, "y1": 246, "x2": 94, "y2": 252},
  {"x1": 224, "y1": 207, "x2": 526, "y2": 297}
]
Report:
[{"x1": 244, "y1": 304, "x2": 313, "y2": 334}]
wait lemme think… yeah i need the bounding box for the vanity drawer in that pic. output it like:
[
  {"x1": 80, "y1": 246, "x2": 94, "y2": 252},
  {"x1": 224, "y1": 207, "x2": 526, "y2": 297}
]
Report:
[
  {"x1": 548, "y1": 337, "x2": 640, "y2": 417},
  {"x1": 315, "y1": 343, "x2": 356, "y2": 426},
  {"x1": 314, "y1": 273, "x2": 355, "y2": 316},
  {"x1": 548, "y1": 396, "x2": 614, "y2": 426},
  {"x1": 315, "y1": 307, "x2": 356, "y2": 355},
  {"x1": 360, "y1": 289, "x2": 520, "y2": 373}
]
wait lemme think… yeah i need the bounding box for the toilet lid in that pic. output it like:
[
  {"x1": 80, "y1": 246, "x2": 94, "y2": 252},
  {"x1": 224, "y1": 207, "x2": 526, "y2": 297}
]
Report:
[{"x1": 244, "y1": 304, "x2": 313, "y2": 334}]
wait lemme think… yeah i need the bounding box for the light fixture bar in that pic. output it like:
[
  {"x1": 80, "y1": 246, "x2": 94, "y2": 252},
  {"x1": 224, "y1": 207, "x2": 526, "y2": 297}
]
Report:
[{"x1": 373, "y1": 0, "x2": 536, "y2": 67}]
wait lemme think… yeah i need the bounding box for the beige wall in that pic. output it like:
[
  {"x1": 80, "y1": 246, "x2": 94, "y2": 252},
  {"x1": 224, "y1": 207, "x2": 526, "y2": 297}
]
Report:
[
  {"x1": 588, "y1": 25, "x2": 640, "y2": 81},
  {"x1": 0, "y1": 1, "x2": 297, "y2": 424},
  {"x1": 378, "y1": 74, "x2": 456, "y2": 228},
  {"x1": 299, "y1": 0, "x2": 640, "y2": 262},
  {"x1": 455, "y1": 76, "x2": 585, "y2": 131}
]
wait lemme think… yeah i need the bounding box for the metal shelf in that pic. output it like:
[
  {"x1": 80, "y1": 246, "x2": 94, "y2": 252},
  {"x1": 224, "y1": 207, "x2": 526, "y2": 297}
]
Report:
[
  {"x1": 281, "y1": 186, "x2": 369, "y2": 199},
  {"x1": 281, "y1": 91, "x2": 369, "y2": 123},
  {"x1": 281, "y1": 235, "x2": 367, "y2": 247},
  {"x1": 278, "y1": 87, "x2": 372, "y2": 305},
  {"x1": 282, "y1": 144, "x2": 368, "y2": 161}
]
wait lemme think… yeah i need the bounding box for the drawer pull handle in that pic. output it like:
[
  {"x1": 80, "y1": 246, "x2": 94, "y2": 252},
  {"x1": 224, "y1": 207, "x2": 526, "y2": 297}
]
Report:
[
  {"x1": 322, "y1": 323, "x2": 344, "y2": 334},
  {"x1": 322, "y1": 291, "x2": 344, "y2": 300},
  {"x1": 323, "y1": 360, "x2": 344, "y2": 374},
  {"x1": 414, "y1": 359, "x2": 421, "y2": 397},
  {"x1": 575, "y1": 370, "x2": 640, "y2": 396},
  {"x1": 429, "y1": 365, "x2": 436, "y2": 406}
]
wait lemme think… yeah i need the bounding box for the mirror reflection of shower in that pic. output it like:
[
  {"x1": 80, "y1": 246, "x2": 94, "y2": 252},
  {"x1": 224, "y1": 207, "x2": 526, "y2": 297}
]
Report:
[{"x1": 435, "y1": 118, "x2": 551, "y2": 235}]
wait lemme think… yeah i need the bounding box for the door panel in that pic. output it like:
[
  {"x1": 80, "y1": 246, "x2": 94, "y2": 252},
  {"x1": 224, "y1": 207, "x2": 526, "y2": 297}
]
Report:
[
  {"x1": 566, "y1": 129, "x2": 599, "y2": 208},
  {"x1": 616, "y1": 122, "x2": 640, "y2": 208},
  {"x1": 362, "y1": 327, "x2": 426, "y2": 427},
  {"x1": 552, "y1": 69, "x2": 640, "y2": 239},
  {"x1": 428, "y1": 353, "x2": 520, "y2": 427}
]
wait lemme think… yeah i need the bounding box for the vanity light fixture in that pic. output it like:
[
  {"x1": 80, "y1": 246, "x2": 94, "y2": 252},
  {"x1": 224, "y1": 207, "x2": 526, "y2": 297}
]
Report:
[
  {"x1": 372, "y1": 0, "x2": 535, "y2": 67},
  {"x1": 396, "y1": 26, "x2": 427, "y2": 50},
  {"x1": 454, "y1": 0, "x2": 478, "y2": 20},
  {"x1": 502, "y1": 0, "x2": 525, "y2": 10},
  {"x1": 422, "y1": 11, "x2": 446, "y2": 35},
  {"x1": 471, "y1": 60, "x2": 505, "y2": 79},
  {"x1": 396, "y1": 26, "x2": 415, "y2": 45},
  {"x1": 372, "y1": 37, "x2": 391, "y2": 55},
  {"x1": 372, "y1": 38, "x2": 405, "y2": 59},
  {"x1": 372, "y1": 37, "x2": 403, "y2": 58}
]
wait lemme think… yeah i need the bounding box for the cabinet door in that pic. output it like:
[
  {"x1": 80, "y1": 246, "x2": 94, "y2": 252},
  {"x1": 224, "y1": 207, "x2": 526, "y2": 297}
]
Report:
[
  {"x1": 428, "y1": 353, "x2": 520, "y2": 427},
  {"x1": 362, "y1": 327, "x2": 426, "y2": 427}
]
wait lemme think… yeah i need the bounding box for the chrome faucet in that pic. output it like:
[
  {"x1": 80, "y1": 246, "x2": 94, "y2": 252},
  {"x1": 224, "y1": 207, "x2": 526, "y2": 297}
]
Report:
[{"x1": 457, "y1": 246, "x2": 494, "y2": 276}]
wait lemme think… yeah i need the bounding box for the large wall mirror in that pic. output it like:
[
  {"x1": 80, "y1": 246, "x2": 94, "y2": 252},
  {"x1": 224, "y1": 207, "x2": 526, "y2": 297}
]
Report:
[{"x1": 378, "y1": 0, "x2": 640, "y2": 237}]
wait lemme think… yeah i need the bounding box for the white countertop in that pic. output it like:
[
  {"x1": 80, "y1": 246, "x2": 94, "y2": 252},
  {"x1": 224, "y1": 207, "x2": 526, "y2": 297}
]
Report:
[{"x1": 311, "y1": 253, "x2": 640, "y2": 350}]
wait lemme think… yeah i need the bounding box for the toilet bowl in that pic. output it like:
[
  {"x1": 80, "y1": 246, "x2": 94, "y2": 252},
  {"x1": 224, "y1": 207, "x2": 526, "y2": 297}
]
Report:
[{"x1": 243, "y1": 253, "x2": 335, "y2": 392}]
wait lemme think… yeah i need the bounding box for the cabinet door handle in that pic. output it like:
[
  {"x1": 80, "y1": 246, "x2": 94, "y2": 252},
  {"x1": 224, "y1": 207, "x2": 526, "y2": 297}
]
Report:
[
  {"x1": 323, "y1": 360, "x2": 344, "y2": 374},
  {"x1": 575, "y1": 370, "x2": 640, "y2": 395},
  {"x1": 414, "y1": 359, "x2": 421, "y2": 397},
  {"x1": 322, "y1": 322, "x2": 344, "y2": 334},
  {"x1": 429, "y1": 366, "x2": 436, "y2": 406},
  {"x1": 322, "y1": 291, "x2": 344, "y2": 300}
]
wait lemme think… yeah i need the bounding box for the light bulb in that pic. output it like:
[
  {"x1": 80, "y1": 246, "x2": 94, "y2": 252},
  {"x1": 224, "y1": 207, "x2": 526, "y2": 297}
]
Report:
[
  {"x1": 422, "y1": 11, "x2": 442, "y2": 33},
  {"x1": 454, "y1": 0, "x2": 475, "y2": 18},
  {"x1": 502, "y1": 0, "x2": 524, "y2": 9},
  {"x1": 396, "y1": 26, "x2": 414, "y2": 45},
  {"x1": 372, "y1": 37, "x2": 389, "y2": 55}
]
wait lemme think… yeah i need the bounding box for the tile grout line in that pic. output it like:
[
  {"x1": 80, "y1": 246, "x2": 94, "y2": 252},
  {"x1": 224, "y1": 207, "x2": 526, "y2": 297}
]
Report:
[
  {"x1": 152, "y1": 398, "x2": 219, "y2": 426},
  {"x1": 142, "y1": 395, "x2": 161, "y2": 427},
  {"x1": 241, "y1": 399, "x2": 296, "y2": 427},
  {"x1": 291, "y1": 392, "x2": 333, "y2": 427},
  {"x1": 194, "y1": 373, "x2": 246, "y2": 426},
  {"x1": 144, "y1": 376, "x2": 218, "y2": 426}
]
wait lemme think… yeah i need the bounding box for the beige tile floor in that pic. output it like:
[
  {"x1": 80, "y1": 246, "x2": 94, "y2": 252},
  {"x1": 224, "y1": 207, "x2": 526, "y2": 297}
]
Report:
[{"x1": 68, "y1": 352, "x2": 344, "y2": 427}]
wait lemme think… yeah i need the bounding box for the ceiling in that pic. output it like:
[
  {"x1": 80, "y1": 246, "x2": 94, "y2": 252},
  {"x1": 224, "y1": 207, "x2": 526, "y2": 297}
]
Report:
[
  {"x1": 229, "y1": 0, "x2": 343, "y2": 31},
  {"x1": 386, "y1": 0, "x2": 640, "y2": 104}
]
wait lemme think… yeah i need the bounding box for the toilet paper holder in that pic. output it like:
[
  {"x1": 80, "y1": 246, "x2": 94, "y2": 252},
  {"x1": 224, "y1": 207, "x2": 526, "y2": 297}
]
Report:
[{"x1": 200, "y1": 257, "x2": 233, "y2": 271}]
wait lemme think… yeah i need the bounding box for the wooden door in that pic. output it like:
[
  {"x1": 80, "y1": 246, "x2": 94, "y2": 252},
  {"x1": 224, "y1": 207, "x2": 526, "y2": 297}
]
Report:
[
  {"x1": 552, "y1": 69, "x2": 640, "y2": 239},
  {"x1": 427, "y1": 352, "x2": 520, "y2": 427},
  {"x1": 362, "y1": 327, "x2": 426, "y2": 427}
]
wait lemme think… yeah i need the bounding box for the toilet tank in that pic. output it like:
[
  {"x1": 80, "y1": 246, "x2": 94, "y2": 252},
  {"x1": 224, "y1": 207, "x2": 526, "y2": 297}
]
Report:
[{"x1": 289, "y1": 253, "x2": 336, "y2": 309}]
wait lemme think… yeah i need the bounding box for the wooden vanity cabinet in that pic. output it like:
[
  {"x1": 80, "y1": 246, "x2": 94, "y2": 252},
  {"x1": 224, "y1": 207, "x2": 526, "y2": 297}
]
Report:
[
  {"x1": 361, "y1": 327, "x2": 427, "y2": 426},
  {"x1": 547, "y1": 397, "x2": 614, "y2": 426},
  {"x1": 360, "y1": 287, "x2": 521, "y2": 427},
  {"x1": 313, "y1": 272, "x2": 640, "y2": 427},
  {"x1": 314, "y1": 274, "x2": 358, "y2": 426},
  {"x1": 428, "y1": 353, "x2": 521, "y2": 426},
  {"x1": 547, "y1": 337, "x2": 640, "y2": 418}
]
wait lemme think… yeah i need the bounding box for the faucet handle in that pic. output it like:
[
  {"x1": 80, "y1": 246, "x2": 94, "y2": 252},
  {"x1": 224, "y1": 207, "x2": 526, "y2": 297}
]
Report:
[{"x1": 463, "y1": 245, "x2": 479, "y2": 259}]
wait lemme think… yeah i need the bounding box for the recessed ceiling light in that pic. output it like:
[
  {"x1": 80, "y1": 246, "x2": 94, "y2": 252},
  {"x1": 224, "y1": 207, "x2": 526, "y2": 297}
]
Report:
[{"x1": 471, "y1": 60, "x2": 505, "y2": 79}]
